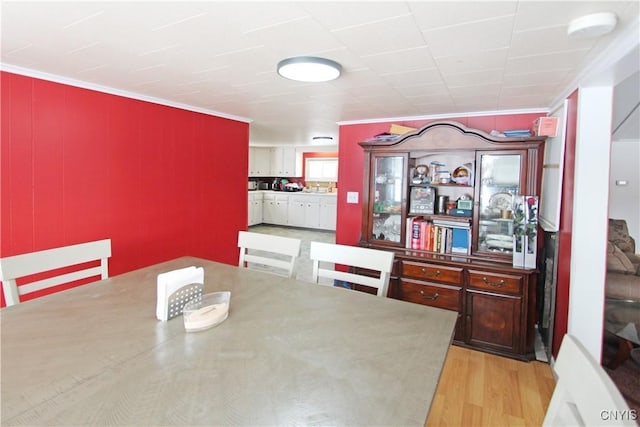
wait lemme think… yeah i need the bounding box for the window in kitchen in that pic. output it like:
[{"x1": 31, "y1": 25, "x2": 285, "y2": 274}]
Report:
[{"x1": 305, "y1": 158, "x2": 338, "y2": 182}]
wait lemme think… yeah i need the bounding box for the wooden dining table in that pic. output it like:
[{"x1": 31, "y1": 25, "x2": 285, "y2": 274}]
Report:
[{"x1": 1, "y1": 256, "x2": 457, "y2": 426}]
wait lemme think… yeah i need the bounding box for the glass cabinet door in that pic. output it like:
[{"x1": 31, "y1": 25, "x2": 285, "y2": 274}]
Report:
[
  {"x1": 370, "y1": 155, "x2": 406, "y2": 244},
  {"x1": 476, "y1": 152, "x2": 523, "y2": 254}
]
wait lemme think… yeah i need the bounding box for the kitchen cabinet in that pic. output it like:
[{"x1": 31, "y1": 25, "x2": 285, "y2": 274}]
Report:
[
  {"x1": 249, "y1": 147, "x2": 271, "y2": 177},
  {"x1": 358, "y1": 121, "x2": 545, "y2": 360},
  {"x1": 287, "y1": 196, "x2": 306, "y2": 227},
  {"x1": 259, "y1": 192, "x2": 337, "y2": 230},
  {"x1": 319, "y1": 196, "x2": 337, "y2": 230},
  {"x1": 247, "y1": 192, "x2": 263, "y2": 226},
  {"x1": 287, "y1": 195, "x2": 320, "y2": 228},
  {"x1": 270, "y1": 147, "x2": 298, "y2": 176},
  {"x1": 263, "y1": 193, "x2": 289, "y2": 225},
  {"x1": 305, "y1": 198, "x2": 320, "y2": 228}
]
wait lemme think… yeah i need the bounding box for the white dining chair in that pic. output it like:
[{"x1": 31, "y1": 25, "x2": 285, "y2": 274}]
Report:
[
  {"x1": 309, "y1": 241, "x2": 395, "y2": 297},
  {"x1": 543, "y1": 334, "x2": 635, "y2": 426},
  {"x1": 0, "y1": 239, "x2": 112, "y2": 307},
  {"x1": 237, "y1": 231, "x2": 302, "y2": 278}
]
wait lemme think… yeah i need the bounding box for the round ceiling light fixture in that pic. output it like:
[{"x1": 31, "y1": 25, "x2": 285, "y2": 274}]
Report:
[
  {"x1": 277, "y1": 56, "x2": 342, "y2": 82},
  {"x1": 567, "y1": 12, "x2": 617, "y2": 39}
]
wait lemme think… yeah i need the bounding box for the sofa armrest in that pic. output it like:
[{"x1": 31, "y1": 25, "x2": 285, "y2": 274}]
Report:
[
  {"x1": 608, "y1": 219, "x2": 636, "y2": 254},
  {"x1": 606, "y1": 272, "x2": 640, "y2": 302}
]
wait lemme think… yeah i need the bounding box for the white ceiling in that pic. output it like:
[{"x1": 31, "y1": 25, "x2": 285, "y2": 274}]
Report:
[{"x1": 2, "y1": 1, "x2": 639, "y2": 145}]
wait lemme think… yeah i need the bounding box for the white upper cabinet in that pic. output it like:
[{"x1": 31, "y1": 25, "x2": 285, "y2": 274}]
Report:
[
  {"x1": 249, "y1": 147, "x2": 271, "y2": 177},
  {"x1": 248, "y1": 146, "x2": 304, "y2": 177},
  {"x1": 270, "y1": 147, "x2": 299, "y2": 176}
]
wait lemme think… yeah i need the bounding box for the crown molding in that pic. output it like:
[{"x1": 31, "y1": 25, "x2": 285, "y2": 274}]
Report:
[{"x1": 0, "y1": 63, "x2": 253, "y2": 124}]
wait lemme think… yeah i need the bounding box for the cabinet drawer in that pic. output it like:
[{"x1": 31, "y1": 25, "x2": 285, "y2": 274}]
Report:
[
  {"x1": 468, "y1": 270, "x2": 522, "y2": 295},
  {"x1": 401, "y1": 261, "x2": 463, "y2": 285},
  {"x1": 396, "y1": 279, "x2": 462, "y2": 311}
]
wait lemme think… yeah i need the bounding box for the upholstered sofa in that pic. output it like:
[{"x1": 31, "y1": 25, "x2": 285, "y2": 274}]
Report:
[{"x1": 606, "y1": 219, "x2": 640, "y2": 302}]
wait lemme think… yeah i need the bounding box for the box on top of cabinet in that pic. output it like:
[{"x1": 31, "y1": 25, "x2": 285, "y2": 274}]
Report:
[{"x1": 532, "y1": 117, "x2": 558, "y2": 137}]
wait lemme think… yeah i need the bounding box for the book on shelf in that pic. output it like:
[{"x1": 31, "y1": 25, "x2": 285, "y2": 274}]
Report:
[
  {"x1": 451, "y1": 227, "x2": 471, "y2": 255},
  {"x1": 406, "y1": 216, "x2": 471, "y2": 255},
  {"x1": 432, "y1": 218, "x2": 471, "y2": 228}
]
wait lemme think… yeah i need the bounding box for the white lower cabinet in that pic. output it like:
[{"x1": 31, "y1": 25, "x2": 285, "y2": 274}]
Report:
[
  {"x1": 248, "y1": 192, "x2": 263, "y2": 226},
  {"x1": 288, "y1": 196, "x2": 320, "y2": 228},
  {"x1": 256, "y1": 192, "x2": 337, "y2": 230},
  {"x1": 262, "y1": 193, "x2": 289, "y2": 225},
  {"x1": 319, "y1": 197, "x2": 337, "y2": 230}
]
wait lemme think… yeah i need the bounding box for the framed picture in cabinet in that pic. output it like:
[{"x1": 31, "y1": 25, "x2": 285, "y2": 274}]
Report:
[{"x1": 409, "y1": 186, "x2": 436, "y2": 214}]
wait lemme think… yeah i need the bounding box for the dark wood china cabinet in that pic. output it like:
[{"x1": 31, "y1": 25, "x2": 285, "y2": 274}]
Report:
[{"x1": 358, "y1": 121, "x2": 546, "y2": 361}]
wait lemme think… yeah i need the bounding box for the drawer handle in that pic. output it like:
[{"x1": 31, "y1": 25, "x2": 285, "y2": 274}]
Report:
[
  {"x1": 482, "y1": 277, "x2": 505, "y2": 287},
  {"x1": 419, "y1": 291, "x2": 439, "y2": 300},
  {"x1": 420, "y1": 268, "x2": 441, "y2": 278}
]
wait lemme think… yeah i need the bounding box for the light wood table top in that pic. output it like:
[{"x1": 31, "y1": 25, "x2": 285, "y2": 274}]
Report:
[{"x1": 1, "y1": 256, "x2": 457, "y2": 426}]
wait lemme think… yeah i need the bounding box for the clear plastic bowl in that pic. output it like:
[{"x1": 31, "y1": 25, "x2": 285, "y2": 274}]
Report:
[{"x1": 183, "y1": 291, "x2": 230, "y2": 332}]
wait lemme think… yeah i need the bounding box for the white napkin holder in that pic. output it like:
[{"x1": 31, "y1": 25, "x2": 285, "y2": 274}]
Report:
[{"x1": 156, "y1": 266, "x2": 204, "y2": 321}]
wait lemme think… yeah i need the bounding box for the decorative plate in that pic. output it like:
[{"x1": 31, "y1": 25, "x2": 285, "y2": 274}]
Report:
[
  {"x1": 414, "y1": 164, "x2": 429, "y2": 177},
  {"x1": 452, "y1": 165, "x2": 471, "y2": 184},
  {"x1": 489, "y1": 192, "x2": 513, "y2": 211}
]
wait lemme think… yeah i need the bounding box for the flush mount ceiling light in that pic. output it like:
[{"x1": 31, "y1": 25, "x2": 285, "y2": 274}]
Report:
[
  {"x1": 311, "y1": 136, "x2": 335, "y2": 145},
  {"x1": 567, "y1": 12, "x2": 617, "y2": 39},
  {"x1": 277, "y1": 56, "x2": 342, "y2": 82}
]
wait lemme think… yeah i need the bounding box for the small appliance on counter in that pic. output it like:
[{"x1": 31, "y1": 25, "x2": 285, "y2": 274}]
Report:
[
  {"x1": 248, "y1": 181, "x2": 257, "y2": 191},
  {"x1": 258, "y1": 182, "x2": 270, "y2": 190},
  {"x1": 283, "y1": 182, "x2": 303, "y2": 192}
]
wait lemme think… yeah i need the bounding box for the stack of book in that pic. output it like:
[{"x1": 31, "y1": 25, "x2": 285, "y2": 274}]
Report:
[
  {"x1": 406, "y1": 217, "x2": 471, "y2": 255},
  {"x1": 503, "y1": 129, "x2": 532, "y2": 137}
]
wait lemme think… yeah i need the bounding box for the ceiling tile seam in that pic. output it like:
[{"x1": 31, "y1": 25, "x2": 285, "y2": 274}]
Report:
[
  {"x1": 508, "y1": 47, "x2": 591, "y2": 60},
  {"x1": 78, "y1": 64, "x2": 107, "y2": 74},
  {"x1": 62, "y1": 11, "x2": 104, "y2": 29},
  {"x1": 378, "y1": 66, "x2": 439, "y2": 77},
  {"x1": 132, "y1": 64, "x2": 165, "y2": 73},
  {"x1": 138, "y1": 44, "x2": 181, "y2": 57},
  {"x1": 212, "y1": 45, "x2": 265, "y2": 58},
  {"x1": 504, "y1": 68, "x2": 573, "y2": 78},
  {"x1": 151, "y1": 12, "x2": 208, "y2": 32},
  {"x1": 432, "y1": 46, "x2": 509, "y2": 60},
  {"x1": 6, "y1": 43, "x2": 33, "y2": 56},
  {"x1": 243, "y1": 15, "x2": 310, "y2": 34},
  {"x1": 496, "y1": 2, "x2": 521, "y2": 110},
  {"x1": 327, "y1": 12, "x2": 414, "y2": 33},
  {"x1": 67, "y1": 42, "x2": 101, "y2": 55},
  {"x1": 179, "y1": 78, "x2": 213, "y2": 87},
  {"x1": 418, "y1": 13, "x2": 517, "y2": 33},
  {"x1": 439, "y1": 67, "x2": 506, "y2": 78},
  {"x1": 360, "y1": 45, "x2": 430, "y2": 59}
]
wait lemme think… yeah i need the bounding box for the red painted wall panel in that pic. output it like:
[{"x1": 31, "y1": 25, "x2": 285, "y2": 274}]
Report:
[
  {"x1": 1, "y1": 72, "x2": 249, "y2": 306},
  {"x1": 552, "y1": 90, "x2": 578, "y2": 357},
  {"x1": 336, "y1": 114, "x2": 545, "y2": 246}
]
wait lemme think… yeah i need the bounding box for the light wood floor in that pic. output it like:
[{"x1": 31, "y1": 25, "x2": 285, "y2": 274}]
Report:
[{"x1": 426, "y1": 345, "x2": 556, "y2": 427}]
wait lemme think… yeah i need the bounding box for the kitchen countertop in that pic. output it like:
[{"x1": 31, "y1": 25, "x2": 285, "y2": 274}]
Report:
[{"x1": 249, "y1": 190, "x2": 338, "y2": 196}]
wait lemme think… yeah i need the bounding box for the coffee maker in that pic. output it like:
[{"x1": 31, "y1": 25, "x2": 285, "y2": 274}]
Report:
[{"x1": 271, "y1": 178, "x2": 282, "y2": 191}]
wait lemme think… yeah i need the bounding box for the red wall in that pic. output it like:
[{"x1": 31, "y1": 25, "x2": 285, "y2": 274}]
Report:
[
  {"x1": 1, "y1": 72, "x2": 249, "y2": 305},
  {"x1": 335, "y1": 114, "x2": 545, "y2": 246},
  {"x1": 552, "y1": 90, "x2": 578, "y2": 357}
]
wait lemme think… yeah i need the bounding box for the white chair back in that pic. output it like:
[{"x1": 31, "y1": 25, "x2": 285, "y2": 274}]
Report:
[
  {"x1": 0, "y1": 239, "x2": 112, "y2": 306},
  {"x1": 309, "y1": 242, "x2": 394, "y2": 297},
  {"x1": 238, "y1": 231, "x2": 301, "y2": 278},
  {"x1": 543, "y1": 334, "x2": 635, "y2": 426}
]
